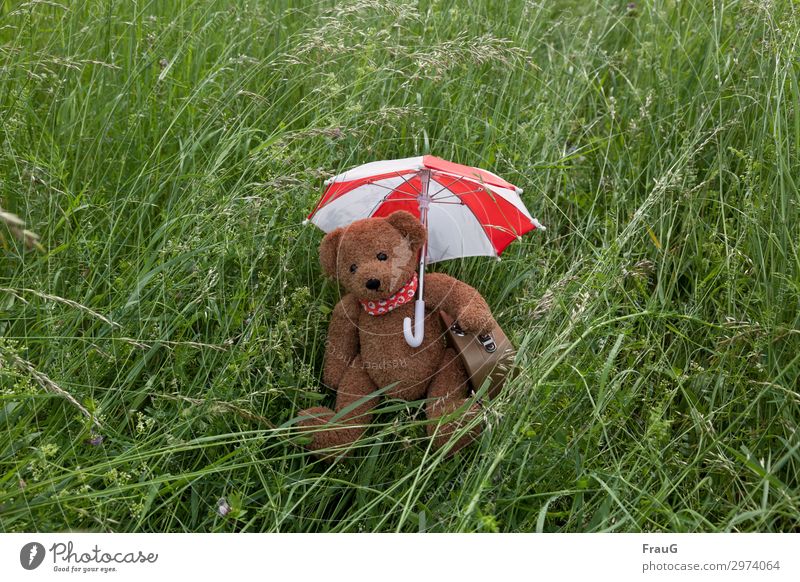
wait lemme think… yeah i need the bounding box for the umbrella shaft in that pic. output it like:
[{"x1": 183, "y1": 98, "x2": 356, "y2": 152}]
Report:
[{"x1": 417, "y1": 169, "x2": 431, "y2": 298}]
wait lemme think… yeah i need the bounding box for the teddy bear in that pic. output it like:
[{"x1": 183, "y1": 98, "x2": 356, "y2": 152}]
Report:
[{"x1": 297, "y1": 210, "x2": 496, "y2": 457}]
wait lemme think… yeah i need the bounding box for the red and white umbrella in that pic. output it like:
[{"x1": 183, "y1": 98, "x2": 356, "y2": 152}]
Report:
[{"x1": 305, "y1": 155, "x2": 545, "y2": 346}]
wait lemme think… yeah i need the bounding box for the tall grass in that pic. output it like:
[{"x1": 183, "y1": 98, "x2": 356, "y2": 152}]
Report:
[{"x1": 1, "y1": 0, "x2": 798, "y2": 532}]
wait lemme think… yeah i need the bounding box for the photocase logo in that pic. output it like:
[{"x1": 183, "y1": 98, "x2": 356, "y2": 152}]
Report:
[{"x1": 20, "y1": 542, "x2": 46, "y2": 570}]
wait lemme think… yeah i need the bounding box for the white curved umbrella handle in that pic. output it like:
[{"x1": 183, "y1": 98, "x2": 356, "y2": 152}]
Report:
[{"x1": 403, "y1": 300, "x2": 425, "y2": 347}]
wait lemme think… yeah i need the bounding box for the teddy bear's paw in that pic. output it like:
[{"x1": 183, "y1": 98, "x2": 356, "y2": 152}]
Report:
[
  {"x1": 297, "y1": 406, "x2": 333, "y2": 426},
  {"x1": 296, "y1": 406, "x2": 333, "y2": 449},
  {"x1": 454, "y1": 308, "x2": 494, "y2": 335},
  {"x1": 296, "y1": 406, "x2": 364, "y2": 458},
  {"x1": 428, "y1": 403, "x2": 483, "y2": 456}
]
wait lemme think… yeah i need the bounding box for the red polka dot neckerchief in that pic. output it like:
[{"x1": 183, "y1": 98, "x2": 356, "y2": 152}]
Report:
[{"x1": 359, "y1": 272, "x2": 418, "y2": 316}]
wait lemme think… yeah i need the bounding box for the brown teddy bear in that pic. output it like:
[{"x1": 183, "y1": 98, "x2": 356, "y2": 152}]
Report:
[{"x1": 297, "y1": 210, "x2": 496, "y2": 457}]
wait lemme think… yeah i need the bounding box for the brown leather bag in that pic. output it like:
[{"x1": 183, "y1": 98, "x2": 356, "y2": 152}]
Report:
[{"x1": 439, "y1": 311, "x2": 516, "y2": 400}]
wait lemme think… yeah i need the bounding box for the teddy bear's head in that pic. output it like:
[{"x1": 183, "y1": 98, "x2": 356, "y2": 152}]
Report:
[{"x1": 319, "y1": 210, "x2": 427, "y2": 302}]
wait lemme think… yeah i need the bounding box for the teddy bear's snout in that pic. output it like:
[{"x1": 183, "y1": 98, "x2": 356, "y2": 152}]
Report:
[{"x1": 365, "y1": 278, "x2": 381, "y2": 291}]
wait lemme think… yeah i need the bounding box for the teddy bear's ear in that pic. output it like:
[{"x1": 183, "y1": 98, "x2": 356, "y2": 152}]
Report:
[
  {"x1": 319, "y1": 227, "x2": 344, "y2": 278},
  {"x1": 386, "y1": 210, "x2": 426, "y2": 251}
]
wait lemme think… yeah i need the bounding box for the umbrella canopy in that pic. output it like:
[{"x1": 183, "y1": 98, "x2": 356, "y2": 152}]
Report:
[{"x1": 306, "y1": 155, "x2": 544, "y2": 263}]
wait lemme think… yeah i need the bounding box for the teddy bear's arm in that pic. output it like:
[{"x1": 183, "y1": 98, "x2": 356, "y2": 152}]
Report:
[
  {"x1": 322, "y1": 294, "x2": 361, "y2": 390},
  {"x1": 425, "y1": 272, "x2": 494, "y2": 334}
]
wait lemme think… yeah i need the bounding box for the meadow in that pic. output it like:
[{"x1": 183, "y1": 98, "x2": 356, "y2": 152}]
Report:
[{"x1": 1, "y1": 0, "x2": 799, "y2": 532}]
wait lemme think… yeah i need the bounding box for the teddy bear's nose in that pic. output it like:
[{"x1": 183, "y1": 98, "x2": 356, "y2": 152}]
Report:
[{"x1": 365, "y1": 278, "x2": 381, "y2": 291}]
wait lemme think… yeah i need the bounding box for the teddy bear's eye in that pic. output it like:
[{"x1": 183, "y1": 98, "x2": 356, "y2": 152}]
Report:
[
  {"x1": 376, "y1": 252, "x2": 388, "y2": 261},
  {"x1": 350, "y1": 264, "x2": 358, "y2": 273}
]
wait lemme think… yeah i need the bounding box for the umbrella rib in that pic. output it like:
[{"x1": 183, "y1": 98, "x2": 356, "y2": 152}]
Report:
[
  {"x1": 442, "y1": 186, "x2": 518, "y2": 201},
  {"x1": 433, "y1": 189, "x2": 485, "y2": 199},
  {"x1": 380, "y1": 196, "x2": 465, "y2": 205},
  {"x1": 430, "y1": 172, "x2": 510, "y2": 200},
  {"x1": 430, "y1": 173, "x2": 471, "y2": 199},
  {"x1": 430, "y1": 195, "x2": 465, "y2": 203},
  {"x1": 365, "y1": 183, "x2": 421, "y2": 216},
  {"x1": 356, "y1": 177, "x2": 416, "y2": 195},
  {"x1": 394, "y1": 170, "x2": 422, "y2": 196},
  {"x1": 430, "y1": 174, "x2": 516, "y2": 207},
  {"x1": 367, "y1": 194, "x2": 391, "y2": 217},
  {"x1": 485, "y1": 224, "x2": 520, "y2": 235}
]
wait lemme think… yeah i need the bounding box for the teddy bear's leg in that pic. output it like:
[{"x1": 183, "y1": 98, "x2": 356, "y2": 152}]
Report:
[
  {"x1": 297, "y1": 355, "x2": 379, "y2": 456},
  {"x1": 425, "y1": 348, "x2": 482, "y2": 453}
]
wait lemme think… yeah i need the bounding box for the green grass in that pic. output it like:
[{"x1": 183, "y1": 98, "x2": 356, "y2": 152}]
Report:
[{"x1": 1, "y1": 0, "x2": 799, "y2": 532}]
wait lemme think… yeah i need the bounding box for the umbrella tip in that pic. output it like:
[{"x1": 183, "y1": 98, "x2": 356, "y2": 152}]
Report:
[
  {"x1": 515, "y1": 187, "x2": 524, "y2": 195},
  {"x1": 324, "y1": 178, "x2": 333, "y2": 186},
  {"x1": 532, "y1": 218, "x2": 546, "y2": 231},
  {"x1": 302, "y1": 218, "x2": 310, "y2": 225},
  {"x1": 496, "y1": 256, "x2": 502, "y2": 262}
]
